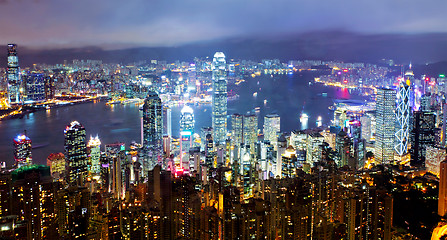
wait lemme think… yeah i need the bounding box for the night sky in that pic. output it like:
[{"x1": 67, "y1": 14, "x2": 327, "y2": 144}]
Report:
[{"x1": 1, "y1": 0, "x2": 446, "y2": 49}]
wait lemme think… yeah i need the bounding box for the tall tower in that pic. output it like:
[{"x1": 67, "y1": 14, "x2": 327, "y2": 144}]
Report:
[
  {"x1": 7, "y1": 44, "x2": 21, "y2": 105},
  {"x1": 64, "y1": 121, "x2": 88, "y2": 185},
  {"x1": 87, "y1": 135, "x2": 101, "y2": 176},
  {"x1": 243, "y1": 114, "x2": 258, "y2": 148},
  {"x1": 179, "y1": 105, "x2": 194, "y2": 160},
  {"x1": 375, "y1": 88, "x2": 396, "y2": 164},
  {"x1": 14, "y1": 133, "x2": 32, "y2": 168},
  {"x1": 439, "y1": 160, "x2": 447, "y2": 217},
  {"x1": 395, "y1": 74, "x2": 411, "y2": 157},
  {"x1": 264, "y1": 114, "x2": 280, "y2": 145},
  {"x1": 231, "y1": 113, "x2": 243, "y2": 147},
  {"x1": 143, "y1": 91, "x2": 163, "y2": 171},
  {"x1": 211, "y1": 52, "x2": 227, "y2": 144}
]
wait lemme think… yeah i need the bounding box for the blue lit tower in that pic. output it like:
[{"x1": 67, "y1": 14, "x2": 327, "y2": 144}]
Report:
[
  {"x1": 25, "y1": 73, "x2": 45, "y2": 102},
  {"x1": 179, "y1": 105, "x2": 194, "y2": 159},
  {"x1": 395, "y1": 74, "x2": 411, "y2": 157},
  {"x1": 64, "y1": 121, "x2": 88, "y2": 185},
  {"x1": 143, "y1": 91, "x2": 163, "y2": 171},
  {"x1": 211, "y1": 52, "x2": 227, "y2": 144},
  {"x1": 7, "y1": 44, "x2": 21, "y2": 105},
  {"x1": 375, "y1": 88, "x2": 396, "y2": 164}
]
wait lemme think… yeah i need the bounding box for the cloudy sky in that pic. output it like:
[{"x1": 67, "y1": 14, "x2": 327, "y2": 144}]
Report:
[{"x1": 0, "y1": 0, "x2": 446, "y2": 49}]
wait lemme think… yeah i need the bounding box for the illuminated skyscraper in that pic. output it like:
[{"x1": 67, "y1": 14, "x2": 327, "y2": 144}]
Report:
[
  {"x1": 375, "y1": 88, "x2": 396, "y2": 164},
  {"x1": 87, "y1": 135, "x2": 101, "y2": 176},
  {"x1": 7, "y1": 44, "x2": 21, "y2": 105},
  {"x1": 180, "y1": 105, "x2": 194, "y2": 159},
  {"x1": 163, "y1": 106, "x2": 172, "y2": 137},
  {"x1": 231, "y1": 113, "x2": 243, "y2": 146},
  {"x1": 439, "y1": 160, "x2": 447, "y2": 217},
  {"x1": 243, "y1": 114, "x2": 258, "y2": 148},
  {"x1": 395, "y1": 74, "x2": 411, "y2": 157},
  {"x1": 211, "y1": 52, "x2": 227, "y2": 143},
  {"x1": 64, "y1": 121, "x2": 88, "y2": 185},
  {"x1": 13, "y1": 134, "x2": 32, "y2": 168},
  {"x1": 25, "y1": 73, "x2": 45, "y2": 102},
  {"x1": 142, "y1": 91, "x2": 163, "y2": 171},
  {"x1": 263, "y1": 114, "x2": 280, "y2": 145},
  {"x1": 409, "y1": 111, "x2": 436, "y2": 167}
]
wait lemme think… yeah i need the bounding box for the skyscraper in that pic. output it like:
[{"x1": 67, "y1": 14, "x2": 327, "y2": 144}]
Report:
[
  {"x1": 143, "y1": 91, "x2": 163, "y2": 171},
  {"x1": 211, "y1": 52, "x2": 227, "y2": 144},
  {"x1": 439, "y1": 160, "x2": 447, "y2": 217},
  {"x1": 243, "y1": 114, "x2": 258, "y2": 148},
  {"x1": 231, "y1": 113, "x2": 243, "y2": 147},
  {"x1": 25, "y1": 73, "x2": 46, "y2": 102},
  {"x1": 395, "y1": 75, "x2": 411, "y2": 157},
  {"x1": 7, "y1": 44, "x2": 21, "y2": 105},
  {"x1": 263, "y1": 114, "x2": 280, "y2": 145},
  {"x1": 64, "y1": 121, "x2": 88, "y2": 185},
  {"x1": 13, "y1": 133, "x2": 32, "y2": 168},
  {"x1": 180, "y1": 105, "x2": 194, "y2": 160},
  {"x1": 409, "y1": 111, "x2": 436, "y2": 167},
  {"x1": 375, "y1": 88, "x2": 396, "y2": 164},
  {"x1": 87, "y1": 135, "x2": 101, "y2": 176}
]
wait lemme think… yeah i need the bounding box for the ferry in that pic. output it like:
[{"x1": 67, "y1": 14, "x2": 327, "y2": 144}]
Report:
[
  {"x1": 264, "y1": 99, "x2": 268, "y2": 105},
  {"x1": 253, "y1": 92, "x2": 258, "y2": 97}
]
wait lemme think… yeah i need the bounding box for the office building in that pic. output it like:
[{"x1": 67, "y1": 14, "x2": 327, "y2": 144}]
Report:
[
  {"x1": 375, "y1": 88, "x2": 396, "y2": 164},
  {"x1": 46, "y1": 152, "x2": 66, "y2": 181},
  {"x1": 64, "y1": 121, "x2": 88, "y2": 185},
  {"x1": 142, "y1": 91, "x2": 163, "y2": 171},
  {"x1": 439, "y1": 160, "x2": 447, "y2": 217},
  {"x1": 7, "y1": 44, "x2": 21, "y2": 105},
  {"x1": 243, "y1": 114, "x2": 258, "y2": 149},
  {"x1": 13, "y1": 134, "x2": 32, "y2": 168},
  {"x1": 231, "y1": 113, "x2": 243, "y2": 147},
  {"x1": 264, "y1": 114, "x2": 280, "y2": 145},
  {"x1": 409, "y1": 111, "x2": 436, "y2": 167},
  {"x1": 25, "y1": 73, "x2": 45, "y2": 102},
  {"x1": 426, "y1": 146, "x2": 447, "y2": 177},
  {"x1": 211, "y1": 52, "x2": 227, "y2": 143},
  {"x1": 395, "y1": 76, "x2": 411, "y2": 157},
  {"x1": 87, "y1": 136, "x2": 101, "y2": 176},
  {"x1": 180, "y1": 105, "x2": 194, "y2": 159}
]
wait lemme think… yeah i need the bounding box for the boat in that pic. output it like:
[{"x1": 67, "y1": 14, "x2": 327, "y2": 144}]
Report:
[
  {"x1": 253, "y1": 92, "x2": 258, "y2": 97},
  {"x1": 264, "y1": 99, "x2": 268, "y2": 105},
  {"x1": 255, "y1": 107, "x2": 261, "y2": 113},
  {"x1": 316, "y1": 116, "x2": 322, "y2": 127}
]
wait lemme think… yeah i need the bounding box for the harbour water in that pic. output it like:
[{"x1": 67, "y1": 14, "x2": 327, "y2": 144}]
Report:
[{"x1": 0, "y1": 73, "x2": 365, "y2": 166}]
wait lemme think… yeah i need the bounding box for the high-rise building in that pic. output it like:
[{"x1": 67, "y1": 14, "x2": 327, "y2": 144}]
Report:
[
  {"x1": 11, "y1": 165, "x2": 58, "y2": 239},
  {"x1": 87, "y1": 135, "x2": 101, "y2": 176},
  {"x1": 231, "y1": 113, "x2": 243, "y2": 147},
  {"x1": 142, "y1": 91, "x2": 163, "y2": 171},
  {"x1": 211, "y1": 52, "x2": 227, "y2": 143},
  {"x1": 425, "y1": 146, "x2": 446, "y2": 177},
  {"x1": 243, "y1": 114, "x2": 258, "y2": 148},
  {"x1": 264, "y1": 114, "x2": 280, "y2": 145},
  {"x1": 375, "y1": 88, "x2": 396, "y2": 164},
  {"x1": 180, "y1": 105, "x2": 194, "y2": 160},
  {"x1": 409, "y1": 111, "x2": 436, "y2": 167},
  {"x1": 46, "y1": 152, "x2": 66, "y2": 181},
  {"x1": 395, "y1": 76, "x2": 411, "y2": 157},
  {"x1": 7, "y1": 44, "x2": 21, "y2": 105},
  {"x1": 64, "y1": 121, "x2": 88, "y2": 185},
  {"x1": 13, "y1": 134, "x2": 32, "y2": 168},
  {"x1": 439, "y1": 160, "x2": 447, "y2": 217},
  {"x1": 44, "y1": 76, "x2": 55, "y2": 100},
  {"x1": 163, "y1": 106, "x2": 172, "y2": 137},
  {"x1": 25, "y1": 73, "x2": 45, "y2": 102}
]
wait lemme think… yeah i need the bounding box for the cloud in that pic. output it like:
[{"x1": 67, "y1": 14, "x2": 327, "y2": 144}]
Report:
[{"x1": 0, "y1": 0, "x2": 446, "y2": 48}]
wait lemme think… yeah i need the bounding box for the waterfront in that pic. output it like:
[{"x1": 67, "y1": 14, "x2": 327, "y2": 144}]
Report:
[{"x1": 0, "y1": 73, "x2": 365, "y2": 166}]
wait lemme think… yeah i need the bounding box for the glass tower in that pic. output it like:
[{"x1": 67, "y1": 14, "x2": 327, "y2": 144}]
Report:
[
  {"x1": 7, "y1": 44, "x2": 21, "y2": 105},
  {"x1": 143, "y1": 91, "x2": 163, "y2": 171},
  {"x1": 212, "y1": 52, "x2": 227, "y2": 144},
  {"x1": 264, "y1": 114, "x2": 280, "y2": 145},
  {"x1": 375, "y1": 88, "x2": 396, "y2": 164},
  {"x1": 395, "y1": 74, "x2": 411, "y2": 157},
  {"x1": 64, "y1": 121, "x2": 88, "y2": 185}
]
